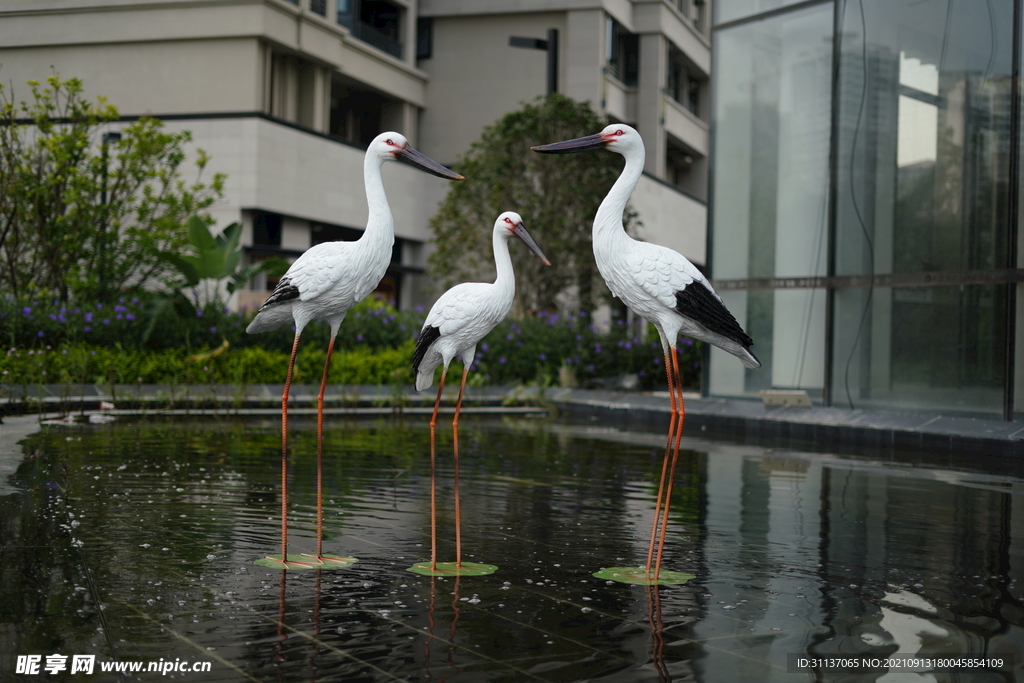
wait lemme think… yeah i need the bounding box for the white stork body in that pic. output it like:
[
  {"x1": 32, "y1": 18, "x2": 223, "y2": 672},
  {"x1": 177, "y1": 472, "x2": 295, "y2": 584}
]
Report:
[
  {"x1": 409, "y1": 212, "x2": 549, "y2": 574},
  {"x1": 533, "y1": 124, "x2": 759, "y2": 582},
  {"x1": 589, "y1": 130, "x2": 760, "y2": 369},
  {"x1": 245, "y1": 132, "x2": 462, "y2": 570},
  {"x1": 412, "y1": 278, "x2": 500, "y2": 392}
]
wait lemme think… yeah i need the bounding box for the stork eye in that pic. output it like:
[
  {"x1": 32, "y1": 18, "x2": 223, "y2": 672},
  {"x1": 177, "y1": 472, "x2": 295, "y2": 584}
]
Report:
[
  {"x1": 504, "y1": 217, "x2": 514, "y2": 225},
  {"x1": 615, "y1": 129, "x2": 625, "y2": 136},
  {"x1": 386, "y1": 138, "x2": 395, "y2": 146}
]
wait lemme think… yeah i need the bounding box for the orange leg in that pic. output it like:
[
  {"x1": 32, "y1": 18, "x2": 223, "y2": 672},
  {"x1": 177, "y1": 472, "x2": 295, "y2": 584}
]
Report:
[
  {"x1": 645, "y1": 344, "x2": 677, "y2": 572},
  {"x1": 272, "y1": 333, "x2": 309, "y2": 568},
  {"x1": 312, "y1": 335, "x2": 336, "y2": 562},
  {"x1": 653, "y1": 346, "x2": 686, "y2": 579},
  {"x1": 452, "y1": 365, "x2": 470, "y2": 567},
  {"x1": 428, "y1": 368, "x2": 448, "y2": 571}
]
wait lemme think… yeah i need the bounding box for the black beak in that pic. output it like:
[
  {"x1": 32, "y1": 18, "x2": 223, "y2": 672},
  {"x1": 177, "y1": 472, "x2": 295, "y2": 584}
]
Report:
[
  {"x1": 531, "y1": 133, "x2": 607, "y2": 154},
  {"x1": 395, "y1": 146, "x2": 465, "y2": 180},
  {"x1": 512, "y1": 221, "x2": 552, "y2": 266}
]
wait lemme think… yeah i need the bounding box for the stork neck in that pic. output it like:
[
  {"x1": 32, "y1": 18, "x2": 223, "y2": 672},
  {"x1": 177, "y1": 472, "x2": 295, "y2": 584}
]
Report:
[
  {"x1": 594, "y1": 146, "x2": 644, "y2": 243},
  {"x1": 361, "y1": 153, "x2": 395, "y2": 252},
  {"x1": 492, "y1": 231, "x2": 516, "y2": 301}
]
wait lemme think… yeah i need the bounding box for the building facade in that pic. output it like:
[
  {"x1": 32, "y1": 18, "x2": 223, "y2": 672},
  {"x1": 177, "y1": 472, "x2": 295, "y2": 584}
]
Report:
[
  {"x1": 0, "y1": 0, "x2": 711, "y2": 313},
  {"x1": 708, "y1": 0, "x2": 1024, "y2": 419}
]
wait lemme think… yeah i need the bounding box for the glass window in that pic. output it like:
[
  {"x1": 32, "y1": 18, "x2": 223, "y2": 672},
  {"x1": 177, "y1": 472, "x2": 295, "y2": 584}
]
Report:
[
  {"x1": 606, "y1": 17, "x2": 639, "y2": 86},
  {"x1": 667, "y1": 42, "x2": 701, "y2": 117},
  {"x1": 709, "y1": 2, "x2": 834, "y2": 398},
  {"x1": 832, "y1": 0, "x2": 1013, "y2": 415}
]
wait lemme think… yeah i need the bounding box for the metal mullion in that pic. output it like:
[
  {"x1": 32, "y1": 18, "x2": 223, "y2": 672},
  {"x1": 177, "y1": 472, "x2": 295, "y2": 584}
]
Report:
[{"x1": 1005, "y1": 0, "x2": 1022, "y2": 421}]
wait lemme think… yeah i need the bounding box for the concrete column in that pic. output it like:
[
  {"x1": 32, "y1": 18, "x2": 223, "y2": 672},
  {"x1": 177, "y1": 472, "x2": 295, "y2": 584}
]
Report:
[
  {"x1": 381, "y1": 101, "x2": 417, "y2": 145},
  {"x1": 564, "y1": 9, "x2": 605, "y2": 110},
  {"x1": 637, "y1": 32, "x2": 667, "y2": 179}
]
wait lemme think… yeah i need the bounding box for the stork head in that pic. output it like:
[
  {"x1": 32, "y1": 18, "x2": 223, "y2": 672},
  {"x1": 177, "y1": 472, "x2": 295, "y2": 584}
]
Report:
[
  {"x1": 496, "y1": 211, "x2": 551, "y2": 266},
  {"x1": 370, "y1": 131, "x2": 464, "y2": 181},
  {"x1": 531, "y1": 123, "x2": 642, "y2": 157}
]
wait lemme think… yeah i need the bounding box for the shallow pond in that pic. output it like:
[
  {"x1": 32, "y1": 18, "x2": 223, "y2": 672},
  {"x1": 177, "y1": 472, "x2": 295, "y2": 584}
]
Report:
[{"x1": 2, "y1": 413, "x2": 1023, "y2": 682}]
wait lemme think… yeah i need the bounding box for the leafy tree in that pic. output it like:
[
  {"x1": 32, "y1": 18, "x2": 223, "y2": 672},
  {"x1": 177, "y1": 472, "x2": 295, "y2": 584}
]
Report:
[
  {"x1": 427, "y1": 94, "x2": 638, "y2": 313},
  {"x1": 0, "y1": 75, "x2": 225, "y2": 303}
]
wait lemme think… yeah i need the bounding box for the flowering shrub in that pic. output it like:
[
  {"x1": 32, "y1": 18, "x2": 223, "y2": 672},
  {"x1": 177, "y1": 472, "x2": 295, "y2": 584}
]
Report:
[
  {"x1": 0, "y1": 296, "x2": 703, "y2": 390},
  {"x1": 467, "y1": 310, "x2": 702, "y2": 390},
  {"x1": 0, "y1": 295, "x2": 422, "y2": 353}
]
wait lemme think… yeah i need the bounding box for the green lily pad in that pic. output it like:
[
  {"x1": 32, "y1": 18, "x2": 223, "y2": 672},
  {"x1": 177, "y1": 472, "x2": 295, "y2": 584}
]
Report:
[
  {"x1": 406, "y1": 561, "x2": 498, "y2": 577},
  {"x1": 592, "y1": 566, "x2": 695, "y2": 585},
  {"x1": 254, "y1": 554, "x2": 357, "y2": 570}
]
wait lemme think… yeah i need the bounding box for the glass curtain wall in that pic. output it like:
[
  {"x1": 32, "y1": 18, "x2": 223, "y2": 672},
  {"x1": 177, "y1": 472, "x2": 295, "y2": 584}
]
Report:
[
  {"x1": 710, "y1": 0, "x2": 1019, "y2": 418},
  {"x1": 709, "y1": 2, "x2": 834, "y2": 398},
  {"x1": 833, "y1": 0, "x2": 1014, "y2": 415}
]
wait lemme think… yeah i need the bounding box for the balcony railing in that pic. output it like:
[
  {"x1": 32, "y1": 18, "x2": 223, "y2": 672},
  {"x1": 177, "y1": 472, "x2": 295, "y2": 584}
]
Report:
[{"x1": 348, "y1": 21, "x2": 402, "y2": 59}]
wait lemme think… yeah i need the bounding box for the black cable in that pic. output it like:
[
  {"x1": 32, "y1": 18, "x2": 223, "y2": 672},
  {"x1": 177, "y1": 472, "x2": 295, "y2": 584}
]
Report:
[{"x1": 841, "y1": 0, "x2": 874, "y2": 409}]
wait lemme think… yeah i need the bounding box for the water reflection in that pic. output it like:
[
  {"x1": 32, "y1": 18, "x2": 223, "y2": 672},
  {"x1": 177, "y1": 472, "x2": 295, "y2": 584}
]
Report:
[{"x1": 0, "y1": 416, "x2": 1022, "y2": 681}]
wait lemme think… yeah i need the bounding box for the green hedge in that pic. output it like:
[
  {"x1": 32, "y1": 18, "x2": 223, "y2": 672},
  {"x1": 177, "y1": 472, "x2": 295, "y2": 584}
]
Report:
[{"x1": 0, "y1": 340, "x2": 416, "y2": 386}]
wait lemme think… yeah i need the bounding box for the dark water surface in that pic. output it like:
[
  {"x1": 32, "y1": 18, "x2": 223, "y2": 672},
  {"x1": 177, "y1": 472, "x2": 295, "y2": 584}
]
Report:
[{"x1": 2, "y1": 414, "x2": 1023, "y2": 682}]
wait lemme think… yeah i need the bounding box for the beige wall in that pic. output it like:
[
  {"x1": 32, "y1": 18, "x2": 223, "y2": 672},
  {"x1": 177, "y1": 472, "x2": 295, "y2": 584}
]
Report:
[
  {"x1": 417, "y1": 11, "x2": 566, "y2": 164},
  {"x1": 0, "y1": 39, "x2": 263, "y2": 115},
  {"x1": 0, "y1": 0, "x2": 431, "y2": 113},
  {"x1": 632, "y1": 174, "x2": 706, "y2": 265},
  {"x1": 154, "y1": 117, "x2": 448, "y2": 243}
]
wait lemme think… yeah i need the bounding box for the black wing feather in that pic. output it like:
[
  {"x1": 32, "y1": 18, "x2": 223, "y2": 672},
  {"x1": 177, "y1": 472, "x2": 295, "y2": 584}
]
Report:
[
  {"x1": 412, "y1": 326, "x2": 441, "y2": 376},
  {"x1": 259, "y1": 277, "x2": 300, "y2": 310},
  {"x1": 675, "y1": 283, "x2": 754, "y2": 348}
]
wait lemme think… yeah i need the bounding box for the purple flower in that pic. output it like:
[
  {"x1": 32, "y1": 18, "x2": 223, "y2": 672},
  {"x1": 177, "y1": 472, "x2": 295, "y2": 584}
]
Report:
[
  {"x1": 481, "y1": 343, "x2": 489, "y2": 351},
  {"x1": 538, "y1": 353, "x2": 547, "y2": 360},
  {"x1": 85, "y1": 312, "x2": 93, "y2": 323},
  {"x1": 624, "y1": 342, "x2": 631, "y2": 349},
  {"x1": 114, "y1": 305, "x2": 126, "y2": 313},
  {"x1": 37, "y1": 331, "x2": 44, "y2": 337},
  {"x1": 654, "y1": 358, "x2": 661, "y2": 366},
  {"x1": 58, "y1": 314, "x2": 66, "y2": 323},
  {"x1": 96, "y1": 303, "x2": 103, "y2": 309},
  {"x1": 499, "y1": 357, "x2": 506, "y2": 364},
  {"x1": 84, "y1": 326, "x2": 91, "y2": 332},
  {"x1": 131, "y1": 297, "x2": 138, "y2": 304},
  {"x1": 126, "y1": 314, "x2": 135, "y2": 321},
  {"x1": 357, "y1": 334, "x2": 364, "y2": 341},
  {"x1": 102, "y1": 318, "x2": 110, "y2": 325},
  {"x1": 587, "y1": 364, "x2": 595, "y2": 371},
  {"x1": 49, "y1": 314, "x2": 57, "y2": 321},
  {"x1": 210, "y1": 327, "x2": 217, "y2": 334},
  {"x1": 506, "y1": 334, "x2": 513, "y2": 340},
  {"x1": 196, "y1": 310, "x2": 203, "y2": 317},
  {"x1": 116, "y1": 314, "x2": 123, "y2": 320},
  {"x1": 21, "y1": 307, "x2": 31, "y2": 316}
]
